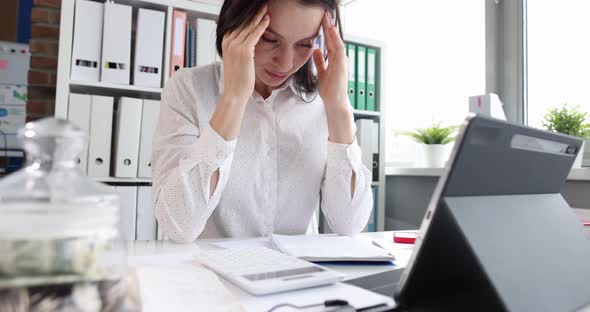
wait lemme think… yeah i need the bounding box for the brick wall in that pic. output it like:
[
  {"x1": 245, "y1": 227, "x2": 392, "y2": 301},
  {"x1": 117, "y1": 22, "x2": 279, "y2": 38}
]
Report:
[{"x1": 27, "y1": 0, "x2": 61, "y2": 122}]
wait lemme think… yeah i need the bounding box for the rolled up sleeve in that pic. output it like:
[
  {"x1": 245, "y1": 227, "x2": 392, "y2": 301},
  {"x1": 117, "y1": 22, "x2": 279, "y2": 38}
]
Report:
[{"x1": 320, "y1": 138, "x2": 373, "y2": 236}]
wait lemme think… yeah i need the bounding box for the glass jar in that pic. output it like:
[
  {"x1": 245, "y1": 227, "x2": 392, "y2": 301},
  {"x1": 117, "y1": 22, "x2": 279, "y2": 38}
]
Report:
[{"x1": 0, "y1": 118, "x2": 126, "y2": 288}]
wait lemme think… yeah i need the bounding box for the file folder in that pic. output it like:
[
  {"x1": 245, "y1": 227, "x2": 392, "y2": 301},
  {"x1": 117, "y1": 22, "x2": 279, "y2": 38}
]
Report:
[
  {"x1": 87, "y1": 95, "x2": 114, "y2": 177},
  {"x1": 67, "y1": 93, "x2": 91, "y2": 173},
  {"x1": 133, "y1": 8, "x2": 165, "y2": 88},
  {"x1": 70, "y1": 0, "x2": 103, "y2": 82},
  {"x1": 169, "y1": 10, "x2": 187, "y2": 76},
  {"x1": 355, "y1": 45, "x2": 367, "y2": 111},
  {"x1": 191, "y1": 24, "x2": 198, "y2": 66},
  {"x1": 157, "y1": 226, "x2": 164, "y2": 240},
  {"x1": 364, "y1": 186, "x2": 377, "y2": 232},
  {"x1": 355, "y1": 118, "x2": 375, "y2": 176},
  {"x1": 101, "y1": 2, "x2": 132, "y2": 84},
  {"x1": 195, "y1": 18, "x2": 218, "y2": 66},
  {"x1": 137, "y1": 99, "x2": 160, "y2": 178},
  {"x1": 372, "y1": 121, "x2": 380, "y2": 182},
  {"x1": 136, "y1": 186, "x2": 157, "y2": 240},
  {"x1": 186, "y1": 25, "x2": 193, "y2": 67},
  {"x1": 115, "y1": 186, "x2": 137, "y2": 241},
  {"x1": 113, "y1": 97, "x2": 143, "y2": 178},
  {"x1": 366, "y1": 48, "x2": 377, "y2": 112},
  {"x1": 346, "y1": 43, "x2": 356, "y2": 109}
]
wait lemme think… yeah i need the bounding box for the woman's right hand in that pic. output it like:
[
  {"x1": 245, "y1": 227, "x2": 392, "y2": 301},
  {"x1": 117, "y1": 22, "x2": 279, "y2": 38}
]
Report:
[{"x1": 221, "y1": 5, "x2": 270, "y2": 103}]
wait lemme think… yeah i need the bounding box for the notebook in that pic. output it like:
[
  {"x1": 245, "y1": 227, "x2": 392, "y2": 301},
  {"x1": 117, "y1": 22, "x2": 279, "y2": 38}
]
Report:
[{"x1": 270, "y1": 234, "x2": 395, "y2": 262}]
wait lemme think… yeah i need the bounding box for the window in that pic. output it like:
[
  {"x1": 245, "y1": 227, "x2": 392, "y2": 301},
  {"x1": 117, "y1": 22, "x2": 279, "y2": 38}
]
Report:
[
  {"x1": 527, "y1": 1, "x2": 590, "y2": 129},
  {"x1": 343, "y1": 0, "x2": 485, "y2": 166}
]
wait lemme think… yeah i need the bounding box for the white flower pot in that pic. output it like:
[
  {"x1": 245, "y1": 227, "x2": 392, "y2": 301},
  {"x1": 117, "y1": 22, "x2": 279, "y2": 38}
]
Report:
[
  {"x1": 419, "y1": 144, "x2": 452, "y2": 168},
  {"x1": 572, "y1": 141, "x2": 586, "y2": 168}
]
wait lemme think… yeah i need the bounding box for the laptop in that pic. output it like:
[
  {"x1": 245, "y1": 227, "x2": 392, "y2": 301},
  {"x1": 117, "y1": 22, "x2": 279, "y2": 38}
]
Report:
[{"x1": 380, "y1": 114, "x2": 590, "y2": 311}]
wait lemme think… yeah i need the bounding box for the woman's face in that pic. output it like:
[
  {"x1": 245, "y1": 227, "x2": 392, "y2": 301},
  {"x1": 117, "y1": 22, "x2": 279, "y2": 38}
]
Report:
[{"x1": 254, "y1": 0, "x2": 325, "y2": 92}]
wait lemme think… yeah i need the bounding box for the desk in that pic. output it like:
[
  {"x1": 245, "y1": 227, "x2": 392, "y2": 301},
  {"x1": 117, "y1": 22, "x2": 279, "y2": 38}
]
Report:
[
  {"x1": 128, "y1": 232, "x2": 414, "y2": 296},
  {"x1": 574, "y1": 208, "x2": 590, "y2": 221}
]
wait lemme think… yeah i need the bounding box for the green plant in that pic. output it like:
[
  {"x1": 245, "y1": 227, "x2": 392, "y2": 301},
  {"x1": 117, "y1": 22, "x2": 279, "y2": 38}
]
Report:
[
  {"x1": 400, "y1": 122, "x2": 458, "y2": 145},
  {"x1": 542, "y1": 104, "x2": 590, "y2": 139}
]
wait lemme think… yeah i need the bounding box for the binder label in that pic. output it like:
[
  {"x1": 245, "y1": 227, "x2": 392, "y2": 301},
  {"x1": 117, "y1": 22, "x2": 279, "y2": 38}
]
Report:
[
  {"x1": 358, "y1": 49, "x2": 366, "y2": 83},
  {"x1": 174, "y1": 18, "x2": 185, "y2": 56},
  {"x1": 348, "y1": 49, "x2": 355, "y2": 81},
  {"x1": 368, "y1": 53, "x2": 375, "y2": 84}
]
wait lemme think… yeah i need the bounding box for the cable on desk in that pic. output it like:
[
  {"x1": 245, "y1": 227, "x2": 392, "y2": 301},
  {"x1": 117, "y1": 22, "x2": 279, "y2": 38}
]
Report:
[{"x1": 266, "y1": 299, "x2": 354, "y2": 312}]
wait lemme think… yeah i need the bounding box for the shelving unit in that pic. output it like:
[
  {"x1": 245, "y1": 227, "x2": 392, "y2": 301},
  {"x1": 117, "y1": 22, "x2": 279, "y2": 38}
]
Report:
[
  {"x1": 55, "y1": 0, "x2": 221, "y2": 118},
  {"x1": 53, "y1": 0, "x2": 224, "y2": 241},
  {"x1": 345, "y1": 34, "x2": 386, "y2": 232}
]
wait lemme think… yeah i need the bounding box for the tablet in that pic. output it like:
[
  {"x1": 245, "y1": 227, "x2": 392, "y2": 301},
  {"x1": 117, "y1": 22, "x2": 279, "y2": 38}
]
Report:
[{"x1": 395, "y1": 114, "x2": 590, "y2": 312}]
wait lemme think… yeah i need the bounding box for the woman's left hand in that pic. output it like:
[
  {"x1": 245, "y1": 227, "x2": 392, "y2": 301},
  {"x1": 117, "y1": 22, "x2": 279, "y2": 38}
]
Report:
[
  {"x1": 313, "y1": 12, "x2": 349, "y2": 113},
  {"x1": 313, "y1": 12, "x2": 354, "y2": 144}
]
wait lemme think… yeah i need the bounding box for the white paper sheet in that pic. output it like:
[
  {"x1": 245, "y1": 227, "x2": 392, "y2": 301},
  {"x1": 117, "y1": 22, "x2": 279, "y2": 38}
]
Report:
[
  {"x1": 209, "y1": 237, "x2": 276, "y2": 250},
  {"x1": 270, "y1": 234, "x2": 395, "y2": 262},
  {"x1": 136, "y1": 264, "x2": 243, "y2": 312}
]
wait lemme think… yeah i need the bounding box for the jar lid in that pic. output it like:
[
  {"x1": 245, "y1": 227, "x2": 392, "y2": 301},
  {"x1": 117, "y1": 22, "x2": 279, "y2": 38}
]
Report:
[{"x1": 19, "y1": 117, "x2": 86, "y2": 140}]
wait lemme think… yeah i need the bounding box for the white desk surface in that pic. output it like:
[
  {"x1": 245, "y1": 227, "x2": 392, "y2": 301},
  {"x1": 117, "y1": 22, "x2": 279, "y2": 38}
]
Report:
[
  {"x1": 128, "y1": 232, "x2": 411, "y2": 311},
  {"x1": 574, "y1": 208, "x2": 590, "y2": 221}
]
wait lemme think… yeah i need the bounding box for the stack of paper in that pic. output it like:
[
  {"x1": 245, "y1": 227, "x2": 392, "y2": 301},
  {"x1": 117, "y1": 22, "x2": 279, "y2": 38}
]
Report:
[{"x1": 270, "y1": 234, "x2": 395, "y2": 262}]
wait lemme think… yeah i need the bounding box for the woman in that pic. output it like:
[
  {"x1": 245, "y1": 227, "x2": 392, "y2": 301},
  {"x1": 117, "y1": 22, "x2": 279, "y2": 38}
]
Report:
[{"x1": 152, "y1": 0, "x2": 373, "y2": 242}]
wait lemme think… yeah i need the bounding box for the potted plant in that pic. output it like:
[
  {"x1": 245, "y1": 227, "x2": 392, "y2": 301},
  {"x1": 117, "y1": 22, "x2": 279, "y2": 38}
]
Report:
[
  {"x1": 402, "y1": 122, "x2": 458, "y2": 168},
  {"x1": 542, "y1": 104, "x2": 590, "y2": 168}
]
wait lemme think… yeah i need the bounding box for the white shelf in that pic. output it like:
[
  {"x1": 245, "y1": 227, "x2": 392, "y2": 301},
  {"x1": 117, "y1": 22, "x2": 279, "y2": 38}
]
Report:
[
  {"x1": 386, "y1": 167, "x2": 444, "y2": 177},
  {"x1": 568, "y1": 168, "x2": 590, "y2": 181},
  {"x1": 70, "y1": 80, "x2": 162, "y2": 95},
  {"x1": 92, "y1": 177, "x2": 152, "y2": 183},
  {"x1": 386, "y1": 166, "x2": 590, "y2": 181},
  {"x1": 344, "y1": 34, "x2": 385, "y2": 49},
  {"x1": 353, "y1": 110, "x2": 381, "y2": 118},
  {"x1": 114, "y1": 0, "x2": 221, "y2": 16},
  {"x1": 0, "y1": 150, "x2": 24, "y2": 157}
]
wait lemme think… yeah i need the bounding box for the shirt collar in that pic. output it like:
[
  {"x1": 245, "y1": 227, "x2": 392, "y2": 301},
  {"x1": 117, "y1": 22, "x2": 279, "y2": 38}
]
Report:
[{"x1": 217, "y1": 62, "x2": 311, "y2": 102}]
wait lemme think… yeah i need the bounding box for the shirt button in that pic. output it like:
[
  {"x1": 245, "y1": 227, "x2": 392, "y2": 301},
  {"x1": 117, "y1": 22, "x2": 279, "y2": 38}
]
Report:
[{"x1": 217, "y1": 151, "x2": 226, "y2": 160}]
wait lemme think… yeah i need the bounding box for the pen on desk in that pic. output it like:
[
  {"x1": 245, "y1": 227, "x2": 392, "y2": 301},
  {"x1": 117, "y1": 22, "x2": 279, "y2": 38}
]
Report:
[
  {"x1": 371, "y1": 240, "x2": 395, "y2": 259},
  {"x1": 371, "y1": 240, "x2": 384, "y2": 249}
]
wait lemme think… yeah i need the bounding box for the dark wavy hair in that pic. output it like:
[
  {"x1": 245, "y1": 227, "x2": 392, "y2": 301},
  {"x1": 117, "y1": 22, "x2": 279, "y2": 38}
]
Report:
[{"x1": 215, "y1": 0, "x2": 344, "y2": 94}]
